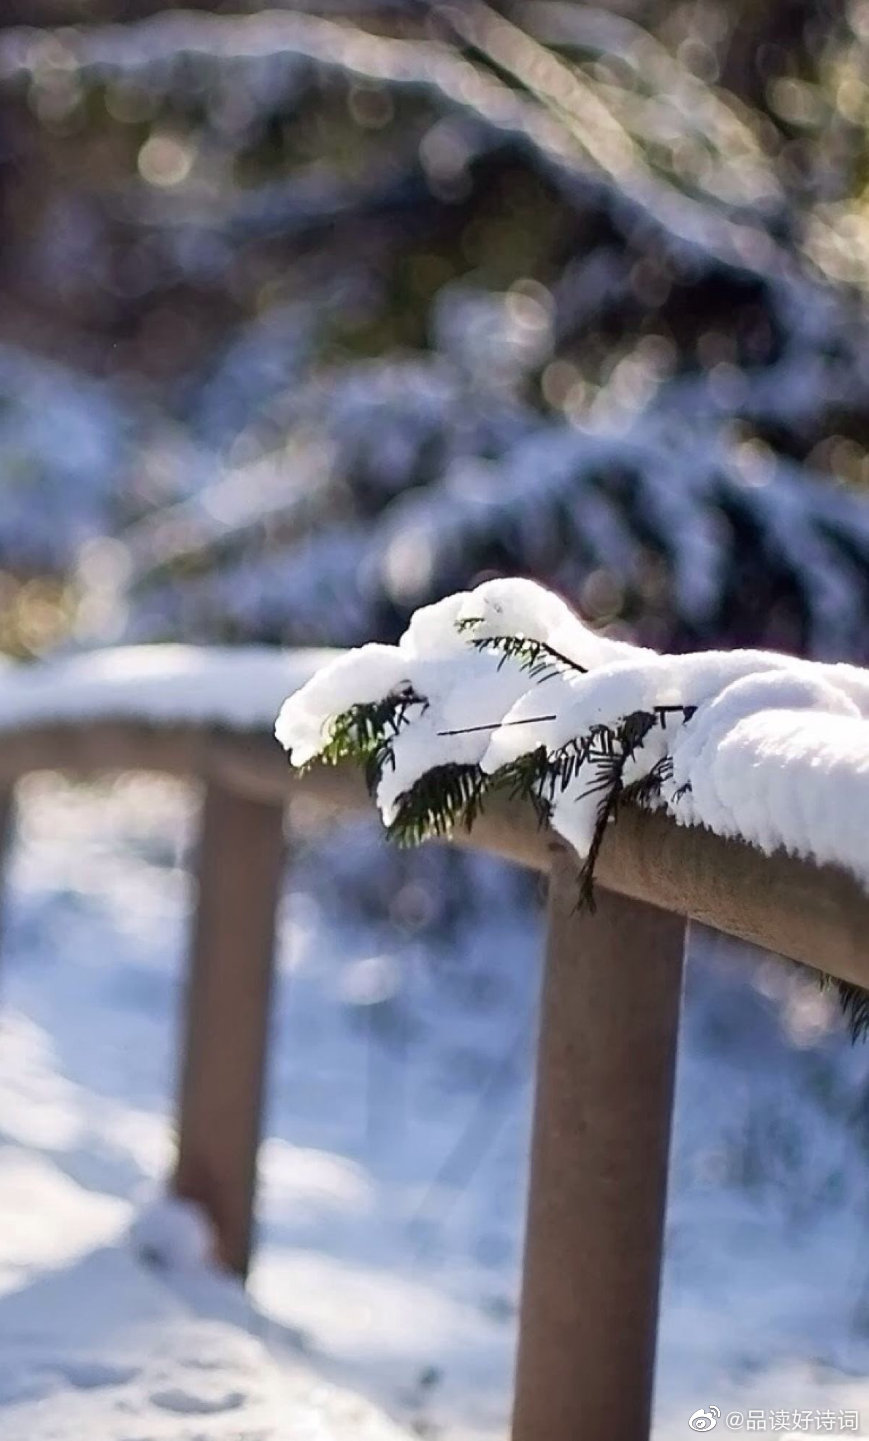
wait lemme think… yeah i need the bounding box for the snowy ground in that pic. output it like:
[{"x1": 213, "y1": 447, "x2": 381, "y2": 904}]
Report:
[{"x1": 1, "y1": 774, "x2": 869, "y2": 1438}]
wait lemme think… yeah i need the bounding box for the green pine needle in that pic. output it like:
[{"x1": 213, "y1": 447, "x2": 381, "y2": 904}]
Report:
[
  {"x1": 621, "y1": 755, "x2": 674, "y2": 807},
  {"x1": 311, "y1": 687, "x2": 424, "y2": 793},
  {"x1": 387, "y1": 764, "x2": 489, "y2": 846},
  {"x1": 567, "y1": 711, "x2": 657, "y2": 911},
  {"x1": 820, "y1": 975, "x2": 869, "y2": 1042},
  {"x1": 493, "y1": 746, "x2": 554, "y2": 824},
  {"x1": 466, "y1": 631, "x2": 589, "y2": 682}
]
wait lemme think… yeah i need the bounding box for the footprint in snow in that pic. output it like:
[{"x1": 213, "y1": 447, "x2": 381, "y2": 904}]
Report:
[
  {"x1": 150, "y1": 1384, "x2": 246, "y2": 1415},
  {"x1": 56, "y1": 1358, "x2": 139, "y2": 1389}
]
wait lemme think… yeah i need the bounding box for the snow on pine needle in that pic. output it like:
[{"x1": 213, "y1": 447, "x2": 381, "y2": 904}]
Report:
[{"x1": 276, "y1": 576, "x2": 869, "y2": 942}]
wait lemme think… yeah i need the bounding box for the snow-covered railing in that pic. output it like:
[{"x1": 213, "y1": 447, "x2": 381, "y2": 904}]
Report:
[{"x1": 0, "y1": 634, "x2": 868, "y2": 1441}]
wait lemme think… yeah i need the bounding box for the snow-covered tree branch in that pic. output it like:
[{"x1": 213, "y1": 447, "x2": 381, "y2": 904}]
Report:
[{"x1": 277, "y1": 577, "x2": 869, "y2": 1025}]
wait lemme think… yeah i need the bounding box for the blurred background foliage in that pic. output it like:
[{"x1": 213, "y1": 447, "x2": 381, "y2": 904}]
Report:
[{"x1": 1, "y1": 0, "x2": 869, "y2": 661}]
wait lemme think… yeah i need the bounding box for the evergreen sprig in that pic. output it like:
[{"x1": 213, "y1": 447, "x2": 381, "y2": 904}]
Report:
[
  {"x1": 315, "y1": 686, "x2": 424, "y2": 793},
  {"x1": 460, "y1": 626, "x2": 589, "y2": 683},
  {"x1": 622, "y1": 755, "x2": 674, "y2": 807},
  {"x1": 550, "y1": 707, "x2": 695, "y2": 910},
  {"x1": 481, "y1": 706, "x2": 697, "y2": 868},
  {"x1": 494, "y1": 745, "x2": 555, "y2": 824},
  {"x1": 820, "y1": 977, "x2": 869, "y2": 1042},
  {"x1": 300, "y1": 675, "x2": 869, "y2": 1042},
  {"x1": 569, "y1": 710, "x2": 656, "y2": 909},
  {"x1": 387, "y1": 764, "x2": 489, "y2": 846}
]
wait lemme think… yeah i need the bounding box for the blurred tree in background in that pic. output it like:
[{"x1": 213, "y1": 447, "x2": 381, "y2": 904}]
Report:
[{"x1": 1, "y1": 0, "x2": 869, "y2": 660}]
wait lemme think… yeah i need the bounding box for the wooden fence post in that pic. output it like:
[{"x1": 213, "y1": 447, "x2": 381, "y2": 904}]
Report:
[
  {"x1": 511, "y1": 847, "x2": 686, "y2": 1441},
  {"x1": 0, "y1": 790, "x2": 14, "y2": 976},
  {"x1": 173, "y1": 778, "x2": 286, "y2": 1278}
]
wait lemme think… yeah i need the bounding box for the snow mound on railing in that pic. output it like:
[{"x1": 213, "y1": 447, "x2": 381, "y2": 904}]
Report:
[
  {"x1": 0, "y1": 646, "x2": 333, "y2": 735},
  {"x1": 276, "y1": 578, "x2": 869, "y2": 886}
]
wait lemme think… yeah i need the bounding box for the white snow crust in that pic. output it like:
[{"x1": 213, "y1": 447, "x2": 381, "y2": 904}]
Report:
[
  {"x1": 0, "y1": 645, "x2": 333, "y2": 736},
  {"x1": 276, "y1": 579, "x2": 869, "y2": 886}
]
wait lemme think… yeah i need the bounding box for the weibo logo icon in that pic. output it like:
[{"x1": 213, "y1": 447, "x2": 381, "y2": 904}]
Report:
[{"x1": 688, "y1": 1408, "x2": 720, "y2": 1432}]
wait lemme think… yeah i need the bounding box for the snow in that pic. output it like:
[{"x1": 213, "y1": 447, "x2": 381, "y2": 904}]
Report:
[
  {"x1": 276, "y1": 645, "x2": 414, "y2": 768},
  {"x1": 4, "y1": 773, "x2": 869, "y2": 1439},
  {"x1": 676, "y1": 707, "x2": 869, "y2": 872},
  {"x1": 130, "y1": 1195, "x2": 216, "y2": 1272},
  {"x1": 277, "y1": 578, "x2": 869, "y2": 888},
  {"x1": 0, "y1": 778, "x2": 419, "y2": 1441},
  {"x1": 374, "y1": 657, "x2": 528, "y2": 825},
  {"x1": 0, "y1": 1183, "x2": 410, "y2": 1440},
  {"x1": 0, "y1": 644, "x2": 333, "y2": 736}
]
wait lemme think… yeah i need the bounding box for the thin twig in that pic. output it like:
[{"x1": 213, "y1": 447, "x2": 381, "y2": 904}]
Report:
[{"x1": 437, "y1": 714, "x2": 557, "y2": 737}]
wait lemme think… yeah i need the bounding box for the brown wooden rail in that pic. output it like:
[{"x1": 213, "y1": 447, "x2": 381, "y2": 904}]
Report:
[{"x1": 1, "y1": 715, "x2": 868, "y2": 1440}]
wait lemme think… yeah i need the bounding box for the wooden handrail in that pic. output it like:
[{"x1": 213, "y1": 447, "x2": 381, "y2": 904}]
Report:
[
  {"x1": 0, "y1": 705, "x2": 866, "y2": 1440},
  {"x1": 2, "y1": 718, "x2": 867, "y2": 985}
]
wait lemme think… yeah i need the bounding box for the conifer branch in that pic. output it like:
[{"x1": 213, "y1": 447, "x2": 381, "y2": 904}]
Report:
[
  {"x1": 821, "y1": 976, "x2": 869, "y2": 1042},
  {"x1": 312, "y1": 686, "x2": 425, "y2": 793},
  {"x1": 621, "y1": 755, "x2": 674, "y2": 807},
  {"x1": 456, "y1": 618, "x2": 588, "y2": 681},
  {"x1": 466, "y1": 632, "x2": 589, "y2": 682},
  {"x1": 493, "y1": 746, "x2": 554, "y2": 825},
  {"x1": 296, "y1": 671, "x2": 869, "y2": 1041},
  {"x1": 386, "y1": 764, "x2": 489, "y2": 846},
  {"x1": 573, "y1": 711, "x2": 658, "y2": 910}
]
